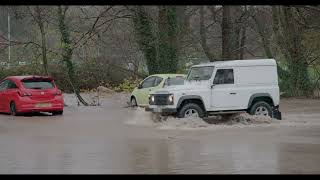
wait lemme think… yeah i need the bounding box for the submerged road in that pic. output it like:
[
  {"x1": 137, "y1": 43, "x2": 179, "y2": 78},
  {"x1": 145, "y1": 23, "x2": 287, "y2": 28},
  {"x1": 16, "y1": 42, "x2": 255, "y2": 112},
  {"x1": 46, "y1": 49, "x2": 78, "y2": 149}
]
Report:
[{"x1": 0, "y1": 94, "x2": 319, "y2": 174}]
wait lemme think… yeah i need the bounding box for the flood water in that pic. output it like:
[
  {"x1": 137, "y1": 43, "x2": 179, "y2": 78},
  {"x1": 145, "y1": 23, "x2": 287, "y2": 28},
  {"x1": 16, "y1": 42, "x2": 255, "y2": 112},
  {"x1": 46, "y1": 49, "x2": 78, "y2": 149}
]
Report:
[{"x1": 0, "y1": 93, "x2": 320, "y2": 174}]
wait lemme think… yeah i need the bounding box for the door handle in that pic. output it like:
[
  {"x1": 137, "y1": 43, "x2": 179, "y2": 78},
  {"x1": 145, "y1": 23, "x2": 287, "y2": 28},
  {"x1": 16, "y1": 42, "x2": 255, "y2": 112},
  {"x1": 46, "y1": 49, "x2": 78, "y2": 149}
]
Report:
[{"x1": 230, "y1": 92, "x2": 236, "y2": 95}]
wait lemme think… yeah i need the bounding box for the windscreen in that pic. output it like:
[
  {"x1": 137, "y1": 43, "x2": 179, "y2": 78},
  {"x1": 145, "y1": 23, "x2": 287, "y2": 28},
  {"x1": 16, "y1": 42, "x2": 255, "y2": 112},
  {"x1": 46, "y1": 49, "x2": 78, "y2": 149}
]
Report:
[
  {"x1": 164, "y1": 76, "x2": 185, "y2": 87},
  {"x1": 187, "y1": 66, "x2": 214, "y2": 81},
  {"x1": 22, "y1": 78, "x2": 54, "y2": 89}
]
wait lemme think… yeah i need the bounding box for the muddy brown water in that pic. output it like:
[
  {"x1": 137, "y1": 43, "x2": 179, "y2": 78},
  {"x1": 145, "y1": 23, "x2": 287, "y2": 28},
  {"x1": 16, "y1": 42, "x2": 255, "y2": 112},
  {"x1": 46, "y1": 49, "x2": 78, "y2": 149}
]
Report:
[{"x1": 0, "y1": 94, "x2": 320, "y2": 174}]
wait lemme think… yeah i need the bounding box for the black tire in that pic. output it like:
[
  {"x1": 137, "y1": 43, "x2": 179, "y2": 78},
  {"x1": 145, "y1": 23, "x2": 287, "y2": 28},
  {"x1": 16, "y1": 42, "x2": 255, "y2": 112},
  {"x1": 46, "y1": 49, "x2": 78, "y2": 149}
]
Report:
[
  {"x1": 249, "y1": 101, "x2": 273, "y2": 118},
  {"x1": 52, "y1": 111, "x2": 63, "y2": 116},
  {"x1": 10, "y1": 101, "x2": 18, "y2": 116},
  {"x1": 177, "y1": 103, "x2": 205, "y2": 118},
  {"x1": 131, "y1": 97, "x2": 138, "y2": 107}
]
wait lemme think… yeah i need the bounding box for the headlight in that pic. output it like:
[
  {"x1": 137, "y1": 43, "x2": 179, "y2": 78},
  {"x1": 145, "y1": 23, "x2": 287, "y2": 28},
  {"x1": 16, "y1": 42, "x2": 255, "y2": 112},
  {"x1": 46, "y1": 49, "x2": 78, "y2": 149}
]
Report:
[
  {"x1": 149, "y1": 95, "x2": 155, "y2": 105},
  {"x1": 168, "y1": 94, "x2": 174, "y2": 104}
]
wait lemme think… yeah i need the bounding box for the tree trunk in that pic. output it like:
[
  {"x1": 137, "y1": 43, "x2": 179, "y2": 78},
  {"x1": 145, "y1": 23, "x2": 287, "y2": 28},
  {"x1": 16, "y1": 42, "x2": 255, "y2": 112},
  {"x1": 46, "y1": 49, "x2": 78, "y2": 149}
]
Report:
[
  {"x1": 232, "y1": 24, "x2": 241, "y2": 59},
  {"x1": 166, "y1": 6, "x2": 179, "y2": 73},
  {"x1": 132, "y1": 6, "x2": 159, "y2": 74},
  {"x1": 199, "y1": 6, "x2": 216, "y2": 61},
  {"x1": 230, "y1": 6, "x2": 248, "y2": 60},
  {"x1": 272, "y1": 6, "x2": 311, "y2": 96},
  {"x1": 239, "y1": 25, "x2": 246, "y2": 59},
  {"x1": 39, "y1": 27, "x2": 48, "y2": 76},
  {"x1": 158, "y1": 6, "x2": 179, "y2": 73},
  {"x1": 158, "y1": 6, "x2": 169, "y2": 72},
  {"x1": 252, "y1": 10, "x2": 273, "y2": 58},
  {"x1": 238, "y1": 6, "x2": 248, "y2": 60},
  {"x1": 33, "y1": 6, "x2": 49, "y2": 76},
  {"x1": 57, "y1": 6, "x2": 88, "y2": 106},
  {"x1": 176, "y1": 6, "x2": 188, "y2": 50},
  {"x1": 283, "y1": 7, "x2": 310, "y2": 96},
  {"x1": 176, "y1": 6, "x2": 189, "y2": 33},
  {"x1": 221, "y1": 6, "x2": 233, "y2": 60}
]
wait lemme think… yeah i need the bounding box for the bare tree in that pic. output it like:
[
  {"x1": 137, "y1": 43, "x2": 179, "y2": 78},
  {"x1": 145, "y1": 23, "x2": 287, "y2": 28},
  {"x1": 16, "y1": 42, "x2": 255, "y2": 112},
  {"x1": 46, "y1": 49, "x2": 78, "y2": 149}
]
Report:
[
  {"x1": 28, "y1": 6, "x2": 49, "y2": 75},
  {"x1": 199, "y1": 6, "x2": 216, "y2": 61},
  {"x1": 272, "y1": 6, "x2": 311, "y2": 96},
  {"x1": 250, "y1": 7, "x2": 273, "y2": 58},
  {"x1": 57, "y1": 6, "x2": 89, "y2": 106},
  {"x1": 221, "y1": 6, "x2": 233, "y2": 60}
]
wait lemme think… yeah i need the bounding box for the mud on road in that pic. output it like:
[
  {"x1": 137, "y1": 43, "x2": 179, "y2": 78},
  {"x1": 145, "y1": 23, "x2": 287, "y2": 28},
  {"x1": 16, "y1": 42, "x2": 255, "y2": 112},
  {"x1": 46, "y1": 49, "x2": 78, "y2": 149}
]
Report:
[{"x1": 0, "y1": 93, "x2": 320, "y2": 174}]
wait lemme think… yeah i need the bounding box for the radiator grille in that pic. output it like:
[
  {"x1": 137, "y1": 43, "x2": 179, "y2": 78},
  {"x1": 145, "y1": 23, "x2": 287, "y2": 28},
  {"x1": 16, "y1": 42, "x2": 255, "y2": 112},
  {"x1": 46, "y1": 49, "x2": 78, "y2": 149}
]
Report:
[{"x1": 154, "y1": 94, "x2": 169, "y2": 105}]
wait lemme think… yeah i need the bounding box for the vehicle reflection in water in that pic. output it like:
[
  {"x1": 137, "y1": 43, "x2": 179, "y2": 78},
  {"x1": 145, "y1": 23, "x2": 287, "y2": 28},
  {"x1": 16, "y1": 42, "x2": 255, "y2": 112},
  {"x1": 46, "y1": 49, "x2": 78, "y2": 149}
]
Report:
[
  {"x1": 126, "y1": 138, "x2": 281, "y2": 174},
  {"x1": 0, "y1": 95, "x2": 320, "y2": 174}
]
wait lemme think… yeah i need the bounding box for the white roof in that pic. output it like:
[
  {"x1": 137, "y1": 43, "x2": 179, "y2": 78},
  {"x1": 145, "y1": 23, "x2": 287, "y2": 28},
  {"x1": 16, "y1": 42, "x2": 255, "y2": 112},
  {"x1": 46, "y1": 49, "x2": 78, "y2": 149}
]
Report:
[{"x1": 192, "y1": 59, "x2": 277, "y2": 68}]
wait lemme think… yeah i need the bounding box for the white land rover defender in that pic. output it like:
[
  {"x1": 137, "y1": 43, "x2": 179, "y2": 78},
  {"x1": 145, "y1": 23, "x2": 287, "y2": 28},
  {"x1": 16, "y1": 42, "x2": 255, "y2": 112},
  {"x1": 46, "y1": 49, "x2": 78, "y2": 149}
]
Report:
[{"x1": 146, "y1": 59, "x2": 282, "y2": 120}]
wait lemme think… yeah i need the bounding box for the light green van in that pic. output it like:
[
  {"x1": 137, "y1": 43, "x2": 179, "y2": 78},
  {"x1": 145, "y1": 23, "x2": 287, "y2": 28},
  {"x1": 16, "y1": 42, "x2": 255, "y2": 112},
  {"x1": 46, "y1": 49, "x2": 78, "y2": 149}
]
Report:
[{"x1": 130, "y1": 74, "x2": 186, "y2": 107}]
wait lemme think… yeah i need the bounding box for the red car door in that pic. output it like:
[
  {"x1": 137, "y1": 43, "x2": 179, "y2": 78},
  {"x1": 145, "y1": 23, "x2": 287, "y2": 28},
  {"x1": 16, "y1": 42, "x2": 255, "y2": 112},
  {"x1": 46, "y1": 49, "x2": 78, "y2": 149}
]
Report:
[
  {"x1": 0, "y1": 80, "x2": 9, "y2": 111},
  {"x1": 3, "y1": 80, "x2": 19, "y2": 112}
]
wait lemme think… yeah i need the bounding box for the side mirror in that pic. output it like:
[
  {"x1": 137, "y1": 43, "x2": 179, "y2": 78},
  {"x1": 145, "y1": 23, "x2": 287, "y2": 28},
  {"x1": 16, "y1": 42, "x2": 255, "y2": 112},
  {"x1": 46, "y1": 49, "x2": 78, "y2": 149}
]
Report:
[
  {"x1": 138, "y1": 84, "x2": 143, "y2": 89},
  {"x1": 211, "y1": 84, "x2": 216, "y2": 89}
]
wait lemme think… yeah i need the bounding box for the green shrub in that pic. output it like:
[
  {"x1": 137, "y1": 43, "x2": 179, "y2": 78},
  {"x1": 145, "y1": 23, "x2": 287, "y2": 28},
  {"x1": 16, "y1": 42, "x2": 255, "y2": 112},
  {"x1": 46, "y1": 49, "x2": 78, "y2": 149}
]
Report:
[
  {"x1": 114, "y1": 78, "x2": 141, "y2": 93},
  {"x1": 0, "y1": 60, "x2": 142, "y2": 94}
]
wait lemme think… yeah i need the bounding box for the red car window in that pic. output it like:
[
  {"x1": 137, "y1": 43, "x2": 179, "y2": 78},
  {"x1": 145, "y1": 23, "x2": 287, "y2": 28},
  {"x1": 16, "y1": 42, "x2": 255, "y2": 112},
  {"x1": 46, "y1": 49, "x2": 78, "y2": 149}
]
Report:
[
  {"x1": 7, "y1": 80, "x2": 18, "y2": 89},
  {"x1": 22, "y1": 79, "x2": 55, "y2": 90},
  {"x1": 0, "y1": 80, "x2": 9, "y2": 91}
]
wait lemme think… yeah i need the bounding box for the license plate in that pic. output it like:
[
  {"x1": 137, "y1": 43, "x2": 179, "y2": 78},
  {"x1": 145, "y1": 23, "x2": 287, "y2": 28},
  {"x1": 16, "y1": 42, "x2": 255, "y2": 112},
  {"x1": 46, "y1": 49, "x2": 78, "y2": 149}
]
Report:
[
  {"x1": 35, "y1": 103, "x2": 52, "y2": 108},
  {"x1": 154, "y1": 107, "x2": 162, "y2": 113}
]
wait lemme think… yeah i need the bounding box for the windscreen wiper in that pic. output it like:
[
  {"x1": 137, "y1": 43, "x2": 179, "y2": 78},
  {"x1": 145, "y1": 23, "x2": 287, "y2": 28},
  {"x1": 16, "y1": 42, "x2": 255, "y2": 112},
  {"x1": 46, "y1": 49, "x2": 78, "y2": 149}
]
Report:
[{"x1": 31, "y1": 87, "x2": 43, "y2": 89}]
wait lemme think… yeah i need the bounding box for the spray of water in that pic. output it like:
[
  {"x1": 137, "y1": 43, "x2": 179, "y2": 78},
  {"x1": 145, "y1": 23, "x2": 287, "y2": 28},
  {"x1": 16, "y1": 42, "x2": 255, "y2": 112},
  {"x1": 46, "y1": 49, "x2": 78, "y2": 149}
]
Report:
[{"x1": 124, "y1": 108, "x2": 278, "y2": 130}]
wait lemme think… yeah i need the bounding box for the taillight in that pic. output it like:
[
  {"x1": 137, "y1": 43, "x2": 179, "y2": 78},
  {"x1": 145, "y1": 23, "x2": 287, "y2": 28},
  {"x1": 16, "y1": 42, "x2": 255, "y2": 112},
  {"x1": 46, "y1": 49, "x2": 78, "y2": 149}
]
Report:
[
  {"x1": 53, "y1": 90, "x2": 62, "y2": 96},
  {"x1": 18, "y1": 91, "x2": 32, "y2": 97}
]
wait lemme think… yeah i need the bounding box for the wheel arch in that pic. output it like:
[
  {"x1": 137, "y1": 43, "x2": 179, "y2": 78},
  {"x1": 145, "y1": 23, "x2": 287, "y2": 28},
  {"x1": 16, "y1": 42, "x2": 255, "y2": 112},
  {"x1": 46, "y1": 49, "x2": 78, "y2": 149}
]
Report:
[
  {"x1": 9, "y1": 100, "x2": 16, "y2": 114},
  {"x1": 177, "y1": 95, "x2": 206, "y2": 112},
  {"x1": 247, "y1": 93, "x2": 274, "y2": 109},
  {"x1": 130, "y1": 95, "x2": 138, "y2": 105}
]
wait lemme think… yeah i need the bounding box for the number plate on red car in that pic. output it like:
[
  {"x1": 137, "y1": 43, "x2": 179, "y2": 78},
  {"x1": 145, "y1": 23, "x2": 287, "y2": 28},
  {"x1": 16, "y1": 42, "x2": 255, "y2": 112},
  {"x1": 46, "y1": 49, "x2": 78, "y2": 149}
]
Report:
[{"x1": 35, "y1": 103, "x2": 52, "y2": 108}]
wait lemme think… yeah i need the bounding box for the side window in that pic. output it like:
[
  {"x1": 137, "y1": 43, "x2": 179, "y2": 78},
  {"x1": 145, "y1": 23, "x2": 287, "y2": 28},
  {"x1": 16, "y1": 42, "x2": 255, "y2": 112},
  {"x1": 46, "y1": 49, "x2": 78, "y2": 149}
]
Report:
[
  {"x1": 141, "y1": 76, "x2": 156, "y2": 89},
  {"x1": 213, "y1": 69, "x2": 234, "y2": 84},
  {"x1": 0, "y1": 80, "x2": 9, "y2": 91},
  {"x1": 154, "y1": 77, "x2": 163, "y2": 87},
  {"x1": 7, "y1": 80, "x2": 18, "y2": 89}
]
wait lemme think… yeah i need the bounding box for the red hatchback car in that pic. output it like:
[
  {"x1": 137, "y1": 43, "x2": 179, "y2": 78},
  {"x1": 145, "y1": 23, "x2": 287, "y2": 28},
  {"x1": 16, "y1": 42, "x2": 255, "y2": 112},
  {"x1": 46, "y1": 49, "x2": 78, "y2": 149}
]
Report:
[{"x1": 0, "y1": 76, "x2": 64, "y2": 116}]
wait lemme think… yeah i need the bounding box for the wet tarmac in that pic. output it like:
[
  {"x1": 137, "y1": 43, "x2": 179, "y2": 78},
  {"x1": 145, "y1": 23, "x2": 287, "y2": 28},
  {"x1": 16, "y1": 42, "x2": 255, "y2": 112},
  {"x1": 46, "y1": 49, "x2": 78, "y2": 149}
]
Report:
[{"x1": 0, "y1": 94, "x2": 319, "y2": 174}]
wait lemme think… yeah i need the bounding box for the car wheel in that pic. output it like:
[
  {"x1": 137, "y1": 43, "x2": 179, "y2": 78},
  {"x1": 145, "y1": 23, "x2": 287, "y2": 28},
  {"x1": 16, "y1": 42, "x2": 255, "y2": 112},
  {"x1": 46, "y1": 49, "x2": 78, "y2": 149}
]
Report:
[
  {"x1": 10, "y1": 102, "x2": 18, "y2": 116},
  {"x1": 131, "y1": 97, "x2": 137, "y2": 107},
  {"x1": 249, "y1": 101, "x2": 273, "y2": 118},
  {"x1": 178, "y1": 103, "x2": 205, "y2": 118},
  {"x1": 52, "y1": 111, "x2": 63, "y2": 116}
]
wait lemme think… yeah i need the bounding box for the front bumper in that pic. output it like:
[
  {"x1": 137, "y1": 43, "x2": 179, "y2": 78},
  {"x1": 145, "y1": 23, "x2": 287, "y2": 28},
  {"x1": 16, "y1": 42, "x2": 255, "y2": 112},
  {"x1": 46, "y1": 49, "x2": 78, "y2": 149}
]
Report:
[{"x1": 145, "y1": 107, "x2": 177, "y2": 113}]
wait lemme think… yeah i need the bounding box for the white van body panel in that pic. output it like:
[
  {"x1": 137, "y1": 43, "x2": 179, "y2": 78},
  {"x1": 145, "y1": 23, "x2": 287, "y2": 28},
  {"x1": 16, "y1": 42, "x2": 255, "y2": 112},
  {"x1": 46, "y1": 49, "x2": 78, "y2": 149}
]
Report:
[{"x1": 148, "y1": 59, "x2": 280, "y2": 114}]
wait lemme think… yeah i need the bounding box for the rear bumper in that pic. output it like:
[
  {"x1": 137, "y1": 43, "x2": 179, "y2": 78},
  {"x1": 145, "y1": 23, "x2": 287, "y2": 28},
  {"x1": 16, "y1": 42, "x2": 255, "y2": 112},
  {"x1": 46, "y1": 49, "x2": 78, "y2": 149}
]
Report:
[
  {"x1": 16, "y1": 97, "x2": 64, "y2": 113},
  {"x1": 17, "y1": 106, "x2": 64, "y2": 113}
]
